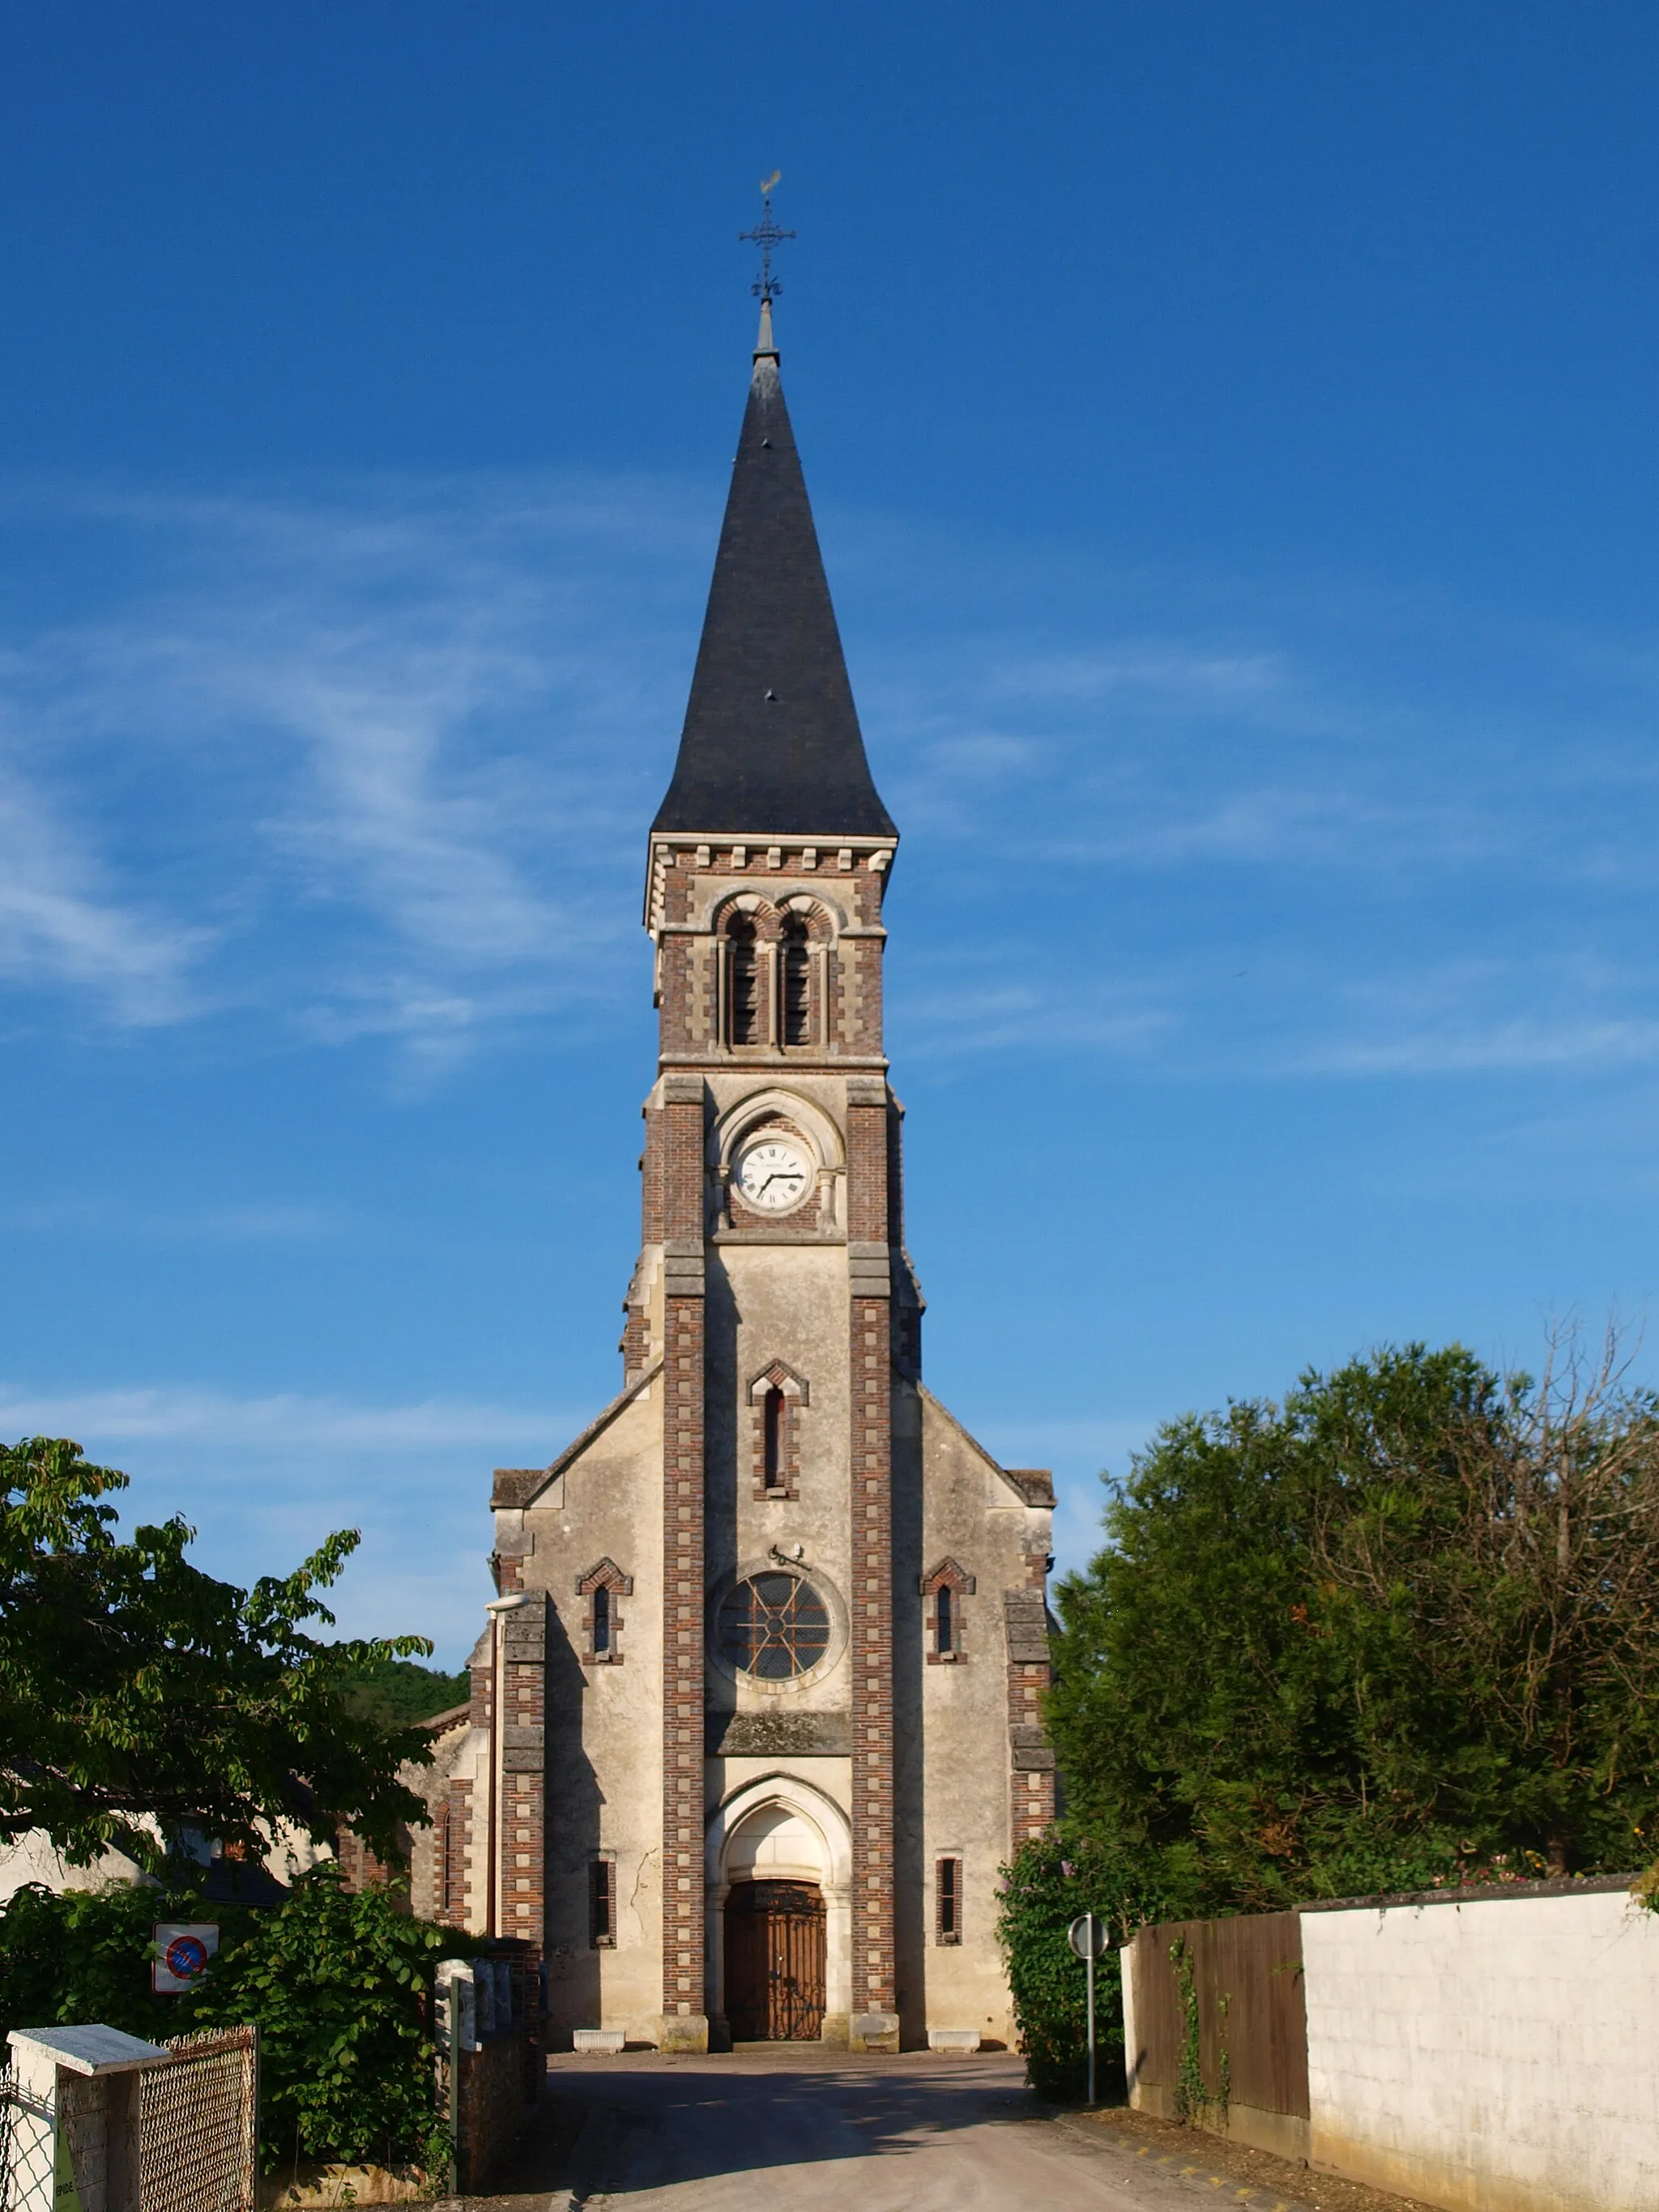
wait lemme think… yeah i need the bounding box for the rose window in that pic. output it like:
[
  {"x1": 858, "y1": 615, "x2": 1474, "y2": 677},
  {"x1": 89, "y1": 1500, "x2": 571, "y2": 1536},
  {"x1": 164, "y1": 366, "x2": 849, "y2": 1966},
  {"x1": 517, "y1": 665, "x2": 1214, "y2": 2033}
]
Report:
[{"x1": 716, "y1": 1573, "x2": 832, "y2": 1679}]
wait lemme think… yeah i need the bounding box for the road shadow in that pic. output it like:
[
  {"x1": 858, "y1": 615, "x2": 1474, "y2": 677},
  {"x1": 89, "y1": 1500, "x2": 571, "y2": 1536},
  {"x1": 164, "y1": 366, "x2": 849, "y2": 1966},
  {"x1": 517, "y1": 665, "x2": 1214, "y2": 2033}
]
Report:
[{"x1": 473, "y1": 2051, "x2": 1044, "y2": 2201}]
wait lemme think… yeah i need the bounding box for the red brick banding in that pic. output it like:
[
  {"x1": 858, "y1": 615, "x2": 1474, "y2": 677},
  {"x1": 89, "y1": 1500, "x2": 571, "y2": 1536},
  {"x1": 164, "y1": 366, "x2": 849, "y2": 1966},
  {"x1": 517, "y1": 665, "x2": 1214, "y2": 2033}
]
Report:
[
  {"x1": 846, "y1": 1081, "x2": 896, "y2": 2023},
  {"x1": 662, "y1": 1290, "x2": 705, "y2": 2018},
  {"x1": 659, "y1": 1074, "x2": 708, "y2": 2027},
  {"x1": 1004, "y1": 1571, "x2": 1057, "y2": 1845}
]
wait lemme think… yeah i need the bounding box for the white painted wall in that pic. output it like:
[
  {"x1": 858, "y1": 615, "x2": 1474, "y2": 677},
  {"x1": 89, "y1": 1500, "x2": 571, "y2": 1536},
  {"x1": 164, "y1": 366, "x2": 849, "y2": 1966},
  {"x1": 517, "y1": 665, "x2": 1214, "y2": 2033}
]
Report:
[{"x1": 1302, "y1": 1887, "x2": 1659, "y2": 2212}]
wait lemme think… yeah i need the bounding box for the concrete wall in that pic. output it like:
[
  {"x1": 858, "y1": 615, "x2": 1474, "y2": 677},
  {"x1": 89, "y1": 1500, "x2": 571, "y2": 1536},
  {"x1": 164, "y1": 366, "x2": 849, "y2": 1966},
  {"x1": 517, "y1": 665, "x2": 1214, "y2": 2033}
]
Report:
[
  {"x1": 0, "y1": 1820, "x2": 330, "y2": 1907},
  {"x1": 1301, "y1": 1886, "x2": 1659, "y2": 2212}
]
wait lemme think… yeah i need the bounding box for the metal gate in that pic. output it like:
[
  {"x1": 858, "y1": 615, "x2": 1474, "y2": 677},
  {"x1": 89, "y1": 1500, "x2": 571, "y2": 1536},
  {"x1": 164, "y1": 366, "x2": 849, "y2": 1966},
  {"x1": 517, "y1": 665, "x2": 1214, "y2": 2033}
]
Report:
[
  {"x1": 725, "y1": 1881, "x2": 826, "y2": 2041},
  {"x1": 139, "y1": 2026, "x2": 258, "y2": 2212}
]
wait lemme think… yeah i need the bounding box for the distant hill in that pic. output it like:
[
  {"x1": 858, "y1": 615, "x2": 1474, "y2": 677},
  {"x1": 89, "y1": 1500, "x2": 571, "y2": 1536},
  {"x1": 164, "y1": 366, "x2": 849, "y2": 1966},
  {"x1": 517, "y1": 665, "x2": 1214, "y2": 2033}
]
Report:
[{"x1": 334, "y1": 1652, "x2": 470, "y2": 1729}]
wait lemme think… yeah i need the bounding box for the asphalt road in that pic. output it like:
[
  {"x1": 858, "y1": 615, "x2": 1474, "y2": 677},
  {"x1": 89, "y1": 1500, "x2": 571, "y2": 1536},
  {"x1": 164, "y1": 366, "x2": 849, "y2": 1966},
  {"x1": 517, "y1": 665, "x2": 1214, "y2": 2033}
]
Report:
[{"x1": 539, "y1": 2052, "x2": 1311, "y2": 2212}]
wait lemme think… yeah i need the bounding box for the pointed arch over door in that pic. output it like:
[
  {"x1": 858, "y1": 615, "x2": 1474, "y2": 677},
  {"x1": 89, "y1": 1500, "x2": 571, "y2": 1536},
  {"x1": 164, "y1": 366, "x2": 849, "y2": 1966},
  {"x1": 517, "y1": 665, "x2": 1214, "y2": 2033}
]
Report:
[{"x1": 707, "y1": 1776, "x2": 853, "y2": 2039}]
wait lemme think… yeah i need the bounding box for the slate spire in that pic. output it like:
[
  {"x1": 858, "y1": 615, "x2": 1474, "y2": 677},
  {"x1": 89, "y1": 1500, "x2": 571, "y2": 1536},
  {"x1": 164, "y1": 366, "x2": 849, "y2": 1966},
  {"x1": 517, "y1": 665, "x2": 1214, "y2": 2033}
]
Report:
[{"x1": 651, "y1": 305, "x2": 896, "y2": 839}]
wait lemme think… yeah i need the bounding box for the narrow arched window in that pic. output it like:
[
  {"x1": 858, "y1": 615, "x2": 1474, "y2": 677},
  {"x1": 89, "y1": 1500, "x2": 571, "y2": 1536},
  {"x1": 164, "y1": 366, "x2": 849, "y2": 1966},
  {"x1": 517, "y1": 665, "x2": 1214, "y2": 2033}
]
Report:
[
  {"x1": 936, "y1": 1856, "x2": 962, "y2": 1944},
  {"x1": 762, "y1": 1387, "x2": 784, "y2": 1490},
  {"x1": 781, "y1": 915, "x2": 812, "y2": 1046},
  {"x1": 921, "y1": 1559, "x2": 974, "y2": 1660},
  {"x1": 578, "y1": 1558, "x2": 631, "y2": 1662},
  {"x1": 727, "y1": 918, "x2": 761, "y2": 1046}
]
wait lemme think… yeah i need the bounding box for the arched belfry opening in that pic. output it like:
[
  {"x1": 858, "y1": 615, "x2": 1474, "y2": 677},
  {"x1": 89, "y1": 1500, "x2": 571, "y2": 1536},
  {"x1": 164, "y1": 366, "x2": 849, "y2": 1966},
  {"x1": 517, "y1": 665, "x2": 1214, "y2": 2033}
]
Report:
[
  {"x1": 725, "y1": 913, "x2": 761, "y2": 1046},
  {"x1": 779, "y1": 910, "x2": 812, "y2": 1045}
]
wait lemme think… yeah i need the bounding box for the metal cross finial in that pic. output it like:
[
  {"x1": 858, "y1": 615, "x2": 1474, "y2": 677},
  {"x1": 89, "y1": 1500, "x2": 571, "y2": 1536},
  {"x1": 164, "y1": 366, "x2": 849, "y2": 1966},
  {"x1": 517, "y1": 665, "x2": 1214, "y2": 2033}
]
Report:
[{"x1": 739, "y1": 171, "x2": 795, "y2": 302}]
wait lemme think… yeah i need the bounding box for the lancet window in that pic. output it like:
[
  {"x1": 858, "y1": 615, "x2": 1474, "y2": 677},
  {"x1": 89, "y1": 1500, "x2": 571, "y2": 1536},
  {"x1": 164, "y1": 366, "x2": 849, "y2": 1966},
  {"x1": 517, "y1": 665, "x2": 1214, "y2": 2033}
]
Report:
[
  {"x1": 780, "y1": 913, "x2": 812, "y2": 1046},
  {"x1": 748, "y1": 1362, "x2": 808, "y2": 1498},
  {"x1": 575, "y1": 1559, "x2": 633, "y2": 1664},
  {"x1": 920, "y1": 1558, "x2": 976, "y2": 1662},
  {"x1": 936, "y1": 1856, "x2": 963, "y2": 1943}
]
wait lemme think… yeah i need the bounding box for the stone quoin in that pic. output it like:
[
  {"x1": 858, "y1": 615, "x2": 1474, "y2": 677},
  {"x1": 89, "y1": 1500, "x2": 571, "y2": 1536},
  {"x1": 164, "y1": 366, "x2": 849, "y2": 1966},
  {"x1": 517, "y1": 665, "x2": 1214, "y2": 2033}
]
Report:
[{"x1": 410, "y1": 295, "x2": 1056, "y2": 2052}]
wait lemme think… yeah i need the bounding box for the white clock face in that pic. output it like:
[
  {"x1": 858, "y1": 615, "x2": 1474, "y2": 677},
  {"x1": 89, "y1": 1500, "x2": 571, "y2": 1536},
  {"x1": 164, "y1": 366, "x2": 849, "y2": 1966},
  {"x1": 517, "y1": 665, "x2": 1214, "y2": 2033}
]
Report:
[{"x1": 735, "y1": 1136, "x2": 812, "y2": 1214}]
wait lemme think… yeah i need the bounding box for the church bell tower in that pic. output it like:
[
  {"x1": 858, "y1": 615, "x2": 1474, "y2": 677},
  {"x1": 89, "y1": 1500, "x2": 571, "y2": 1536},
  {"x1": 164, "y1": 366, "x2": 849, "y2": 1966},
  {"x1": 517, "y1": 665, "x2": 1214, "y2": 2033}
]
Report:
[
  {"x1": 641, "y1": 293, "x2": 914, "y2": 2048},
  {"x1": 454, "y1": 288, "x2": 1055, "y2": 2056}
]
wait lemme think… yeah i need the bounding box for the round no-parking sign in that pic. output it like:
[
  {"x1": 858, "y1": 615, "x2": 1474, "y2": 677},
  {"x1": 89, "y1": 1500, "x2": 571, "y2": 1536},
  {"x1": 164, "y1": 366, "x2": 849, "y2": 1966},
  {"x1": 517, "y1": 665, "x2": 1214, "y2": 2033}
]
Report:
[{"x1": 152, "y1": 1920, "x2": 220, "y2": 1993}]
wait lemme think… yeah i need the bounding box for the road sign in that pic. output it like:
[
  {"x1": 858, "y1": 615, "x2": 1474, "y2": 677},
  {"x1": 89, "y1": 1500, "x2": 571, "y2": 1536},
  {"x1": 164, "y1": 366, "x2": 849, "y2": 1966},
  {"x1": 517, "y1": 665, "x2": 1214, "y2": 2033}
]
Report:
[
  {"x1": 1068, "y1": 1913, "x2": 1107, "y2": 1959},
  {"x1": 1068, "y1": 1912, "x2": 1107, "y2": 2107},
  {"x1": 152, "y1": 1921, "x2": 219, "y2": 1993}
]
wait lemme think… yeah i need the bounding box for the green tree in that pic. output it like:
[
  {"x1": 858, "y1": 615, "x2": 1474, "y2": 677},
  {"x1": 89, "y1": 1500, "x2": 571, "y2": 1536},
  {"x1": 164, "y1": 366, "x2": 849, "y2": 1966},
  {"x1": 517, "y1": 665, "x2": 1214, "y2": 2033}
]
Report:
[
  {"x1": 1047, "y1": 1337, "x2": 1659, "y2": 1911},
  {"x1": 0, "y1": 1877, "x2": 255, "y2": 2048},
  {"x1": 0, "y1": 1437, "x2": 436, "y2": 1868},
  {"x1": 335, "y1": 1652, "x2": 471, "y2": 1730}
]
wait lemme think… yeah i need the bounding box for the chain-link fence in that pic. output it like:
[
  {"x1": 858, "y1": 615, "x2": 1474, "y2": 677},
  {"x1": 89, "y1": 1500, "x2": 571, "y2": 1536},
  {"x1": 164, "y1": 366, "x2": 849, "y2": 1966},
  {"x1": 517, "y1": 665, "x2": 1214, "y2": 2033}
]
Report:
[
  {"x1": 139, "y1": 2026, "x2": 258, "y2": 2212},
  {"x1": 0, "y1": 2064, "x2": 53, "y2": 2212}
]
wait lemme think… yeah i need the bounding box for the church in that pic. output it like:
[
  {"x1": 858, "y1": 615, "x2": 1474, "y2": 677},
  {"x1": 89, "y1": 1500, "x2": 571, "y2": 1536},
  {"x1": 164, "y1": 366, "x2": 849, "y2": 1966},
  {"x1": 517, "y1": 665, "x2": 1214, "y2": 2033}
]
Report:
[{"x1": 415, "y1": 292, "x2": 1056, "y2": 2054}]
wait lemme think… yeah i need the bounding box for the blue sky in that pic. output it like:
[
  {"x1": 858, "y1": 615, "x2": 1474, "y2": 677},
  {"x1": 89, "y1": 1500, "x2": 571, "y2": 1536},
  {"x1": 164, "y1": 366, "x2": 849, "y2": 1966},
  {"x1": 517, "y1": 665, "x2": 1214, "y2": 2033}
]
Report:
[{"x1": 2, "y1": 5, "x2": 1658, "y2": 1658}]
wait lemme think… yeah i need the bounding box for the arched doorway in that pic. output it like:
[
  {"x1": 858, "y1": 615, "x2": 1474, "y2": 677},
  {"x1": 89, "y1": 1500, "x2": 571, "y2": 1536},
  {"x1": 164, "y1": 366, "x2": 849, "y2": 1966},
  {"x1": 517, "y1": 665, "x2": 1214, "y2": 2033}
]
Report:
[
  {"x1": 724, "y1": 1881, "x2": 826, "y2": 2040},
  {"x1": 720, "y1": 1803, "x2": 830, "y2": 2042}
]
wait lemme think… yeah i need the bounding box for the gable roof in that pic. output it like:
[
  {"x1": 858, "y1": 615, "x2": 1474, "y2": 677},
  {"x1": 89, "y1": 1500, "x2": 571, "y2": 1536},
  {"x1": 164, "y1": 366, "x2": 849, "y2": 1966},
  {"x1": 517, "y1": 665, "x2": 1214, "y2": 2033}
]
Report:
[
  {"x1": 490, "y1": 1360, "x2": 663, "y2": 1511},
  {"x1": 915, "y1": 1382, "x2": 1055, "y2": 1509}
]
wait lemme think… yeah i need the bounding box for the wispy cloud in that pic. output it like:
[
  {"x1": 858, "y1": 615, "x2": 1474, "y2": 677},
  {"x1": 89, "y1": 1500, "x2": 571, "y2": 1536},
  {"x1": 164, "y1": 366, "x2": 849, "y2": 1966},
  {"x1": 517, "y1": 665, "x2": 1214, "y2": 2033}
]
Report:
[
  {"x1": 4, "y1": 1198, "x2": 343, "y2": 1243},
  {"x1": 1316, "y1": 1017, "x2": 1659, "y2": 1076},
  {"x1": 5, "y1": 468, "x2": 1659, "y2": 1096},
  {"x1": 995, "y1": 643, "x2": 1288, "y2": 710},
  {"x1": 0, "y1": 473, "x2": 706, "y2": 1059},
  {"x1": 0, "y1": 1382, "x2": 574, "y2": 1456},
  {"x1": 0, "y1": 758, "x2": 205, "y2": 1024}
]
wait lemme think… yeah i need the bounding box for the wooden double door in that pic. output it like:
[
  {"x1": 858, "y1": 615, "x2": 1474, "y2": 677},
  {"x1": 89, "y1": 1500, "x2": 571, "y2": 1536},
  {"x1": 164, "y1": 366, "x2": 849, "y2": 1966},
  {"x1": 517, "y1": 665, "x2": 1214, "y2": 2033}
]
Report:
[{"x1": 724, "y1": 1881, "x2": 826, "y2": 2042}]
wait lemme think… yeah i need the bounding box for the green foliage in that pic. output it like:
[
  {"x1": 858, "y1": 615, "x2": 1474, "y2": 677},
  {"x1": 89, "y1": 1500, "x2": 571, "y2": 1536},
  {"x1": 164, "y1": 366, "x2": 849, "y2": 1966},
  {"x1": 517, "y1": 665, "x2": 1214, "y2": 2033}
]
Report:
[
  {"x1": 191, "y1": 1865, "x2": 485, "y2": 2173},
  {"x1": 0, "y1": 1437, "x2": 438, "y2": 1866},
  {"x1": 334, "y1": 1654, "x2": 470, "y2": 1730},
  {"x1": 996, "y1": 1830, "x2": 1192, "y2": 2102},
  {"x1": 1047, "y1": 1341, "x2": 1659, "y2": 1912},
  {"x1": 0, "y1": 1877, "x2": 257, "y2": 2048},
  {"x1": 0, "y1": 1867, "x2": 486, "y2": 2175}
]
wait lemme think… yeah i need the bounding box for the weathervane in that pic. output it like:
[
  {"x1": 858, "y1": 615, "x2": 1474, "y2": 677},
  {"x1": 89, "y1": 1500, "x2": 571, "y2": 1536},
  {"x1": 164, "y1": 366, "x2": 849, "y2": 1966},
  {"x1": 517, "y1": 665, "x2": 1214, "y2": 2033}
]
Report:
[{"x1": 739, "y1": 171, "x2": 795, "y2": 301}]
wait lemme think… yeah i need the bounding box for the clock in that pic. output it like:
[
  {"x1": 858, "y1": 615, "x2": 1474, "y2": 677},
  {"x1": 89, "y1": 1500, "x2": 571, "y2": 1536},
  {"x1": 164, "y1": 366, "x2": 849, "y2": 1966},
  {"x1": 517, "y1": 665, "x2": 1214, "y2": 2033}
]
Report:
[{"x1": 734, "y1": 1136, "x2": 812, "y2": 1214}]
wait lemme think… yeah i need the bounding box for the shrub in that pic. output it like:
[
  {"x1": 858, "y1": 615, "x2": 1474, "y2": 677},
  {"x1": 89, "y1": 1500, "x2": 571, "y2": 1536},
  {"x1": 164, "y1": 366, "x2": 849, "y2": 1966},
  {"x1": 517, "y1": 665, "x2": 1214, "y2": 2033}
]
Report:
[
  {"x1": 191, "y1": 1865, "x2": 484, "y2": 2173},
  {"x1": 0, "y1": 1864, "x2": 483, "y2": 2175},
  {"x1": 0, "y1": 1877, "x2": 257, "y2": 2048},
  {"x1": 996, "y1": 1830, "x2": 1195, "y2": 2103}
]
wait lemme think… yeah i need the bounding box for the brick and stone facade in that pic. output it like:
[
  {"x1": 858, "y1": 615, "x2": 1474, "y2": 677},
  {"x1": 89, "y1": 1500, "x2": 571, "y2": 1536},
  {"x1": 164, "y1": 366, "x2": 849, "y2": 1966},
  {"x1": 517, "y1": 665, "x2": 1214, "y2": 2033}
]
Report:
[{"x1": 433, "y1": 301, "x2": 1053, "y2": 2050}]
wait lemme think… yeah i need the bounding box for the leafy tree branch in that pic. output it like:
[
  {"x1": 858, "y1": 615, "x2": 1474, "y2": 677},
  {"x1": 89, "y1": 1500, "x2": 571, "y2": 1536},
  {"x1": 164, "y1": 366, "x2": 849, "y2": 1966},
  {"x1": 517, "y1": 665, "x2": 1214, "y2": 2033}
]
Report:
[{"x1": 0, "y1": 1437, "x2": 436, "y2": 1868}]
